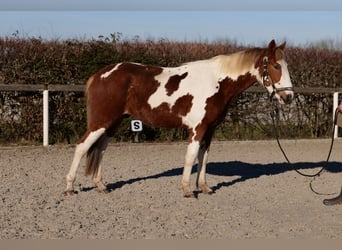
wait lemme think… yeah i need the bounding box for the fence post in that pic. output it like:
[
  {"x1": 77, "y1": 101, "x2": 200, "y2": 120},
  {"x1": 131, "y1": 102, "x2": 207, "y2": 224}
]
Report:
[
  {"x1": 43, "y1": 84, "x2": 49, "y2": 146},
  {"x1": 333, "y1": 92, "x2": 339, "y2": 139}
]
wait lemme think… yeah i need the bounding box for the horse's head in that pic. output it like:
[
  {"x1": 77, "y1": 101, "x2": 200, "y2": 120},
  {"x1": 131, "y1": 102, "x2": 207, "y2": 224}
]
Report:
[{"x1": 258, "y1": 40, "x2": 294, "y2": 105}]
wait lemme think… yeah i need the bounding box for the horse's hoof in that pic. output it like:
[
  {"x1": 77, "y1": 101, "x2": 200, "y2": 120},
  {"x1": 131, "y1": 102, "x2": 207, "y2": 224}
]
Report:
[
  {"x1": 201, "y1": 188, "x2": 215, "y2": 195},
  {"x1": 184, "y1": 191, "x2": 197, "y2": 198},
  {"x1": 198, "y1": 185, "x2": 214, "y2": 195},
  {"x1": 98, "y1": 188, "x2": 109, "y2": 194},
  {"x1": 205, "y1": 190, "x2": 215, "y2": 195},
  {"x1": 64, "y1": 190, "x2": 77, "y2": 196}
]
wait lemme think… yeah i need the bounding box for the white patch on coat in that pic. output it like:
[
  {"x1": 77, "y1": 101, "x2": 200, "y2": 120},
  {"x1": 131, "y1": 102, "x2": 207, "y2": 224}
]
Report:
[
  {"x1": 100, "y1": 63, "x2": 122, "y2": 79},
  {"x1": 147, "y1": 55, "x2": 258, "y2": 131},
  {"x1": 215, "y1": 53, "x2": 259, "y2": 81},
  {"x1": 277, "y1": 59, "x2": 292, "y2": 90}
]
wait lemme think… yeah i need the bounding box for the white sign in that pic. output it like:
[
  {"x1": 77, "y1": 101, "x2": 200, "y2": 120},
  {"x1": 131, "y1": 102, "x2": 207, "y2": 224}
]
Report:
[{"x1": 131, "y1": 120, "x2": 143, "y2": 132}]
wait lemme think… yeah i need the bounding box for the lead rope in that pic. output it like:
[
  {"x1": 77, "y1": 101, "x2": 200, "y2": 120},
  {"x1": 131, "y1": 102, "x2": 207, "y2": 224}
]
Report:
[
  {"x1": 270, "y1": 102, "x2": 339, "y2": 195},
  {"x1": 261, "y1": 56, "x2": 338, "y2": 196}
]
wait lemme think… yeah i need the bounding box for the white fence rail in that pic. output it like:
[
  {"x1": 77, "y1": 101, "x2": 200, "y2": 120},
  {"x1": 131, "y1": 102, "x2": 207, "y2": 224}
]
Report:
[
  {"x1": 333, "y1": 92, "x2": 342, "y2": 139},
  {"x1": 1, "y1": 84, "x2": 342, "y2": 146},
  {"x1": 0, "y1": 84, "x2": 85, "y2": 146}
]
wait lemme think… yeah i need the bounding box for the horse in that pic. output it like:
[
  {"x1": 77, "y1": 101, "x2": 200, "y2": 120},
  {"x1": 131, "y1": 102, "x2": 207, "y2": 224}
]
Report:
[{"x1": 64, "y1": 40, "x2": 294, "y2": 198}]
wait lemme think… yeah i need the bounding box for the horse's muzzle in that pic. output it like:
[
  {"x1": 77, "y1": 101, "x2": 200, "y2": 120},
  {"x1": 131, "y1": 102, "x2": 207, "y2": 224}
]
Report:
[{"x1": 280, "y1": 93, "x2": 293, "y2": 105}]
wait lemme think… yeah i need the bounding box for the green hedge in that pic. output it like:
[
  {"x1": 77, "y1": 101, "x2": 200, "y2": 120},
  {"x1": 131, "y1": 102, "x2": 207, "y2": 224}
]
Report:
[{"x1": 1, "y1": 35, "x2": 342, "y2": 144}]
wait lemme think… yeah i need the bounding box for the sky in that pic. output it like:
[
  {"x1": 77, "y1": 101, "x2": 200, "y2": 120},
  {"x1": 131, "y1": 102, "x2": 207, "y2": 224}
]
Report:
[{"x1": 0, "y1": 0, "x2": 342, "y2": 46}]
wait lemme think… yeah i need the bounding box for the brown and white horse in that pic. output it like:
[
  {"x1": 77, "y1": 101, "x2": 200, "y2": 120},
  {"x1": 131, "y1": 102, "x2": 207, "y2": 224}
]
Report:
[{"x1": 65, "y1": 40, "x2": 294, "y2": 197}]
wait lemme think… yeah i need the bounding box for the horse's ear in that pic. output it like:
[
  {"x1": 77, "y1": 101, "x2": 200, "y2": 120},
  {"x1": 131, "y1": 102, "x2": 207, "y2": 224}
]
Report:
[
  {"x1": 268, "y1": 40, "x2": 276, "y2": 50},
  {"x1": 278, "y1": 41, "x2": 286, "y2": 50},
  {"x1": 275, "y1": 41, "x2": 286, "y2": 61}
]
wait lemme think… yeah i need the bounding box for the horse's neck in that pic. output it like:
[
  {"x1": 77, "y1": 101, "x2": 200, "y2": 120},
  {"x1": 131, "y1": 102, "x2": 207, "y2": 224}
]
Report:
[
  {"x1": 213, "y1": 54, "x2": 260, "y2": 103},
  {"x1": 215, "y1": 52, "x2": 260, "y2": 79}
]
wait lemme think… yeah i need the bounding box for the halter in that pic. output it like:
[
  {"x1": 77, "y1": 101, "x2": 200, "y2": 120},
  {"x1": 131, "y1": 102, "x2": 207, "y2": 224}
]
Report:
[{"x1": 262, "y1": 56, "x2": 293, "y2": 101}]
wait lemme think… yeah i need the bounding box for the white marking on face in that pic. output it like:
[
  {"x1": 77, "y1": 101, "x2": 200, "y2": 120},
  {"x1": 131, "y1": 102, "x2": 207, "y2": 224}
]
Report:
[
  {"x1": 278, "y1": 60, "x2": 292, "y2": 89},
  {"x1": 265, "y1": 59, "x2": 294, "y2": 102},
  {"x1": 100, "y1": 63, "x2": 122, "y2": 79}
]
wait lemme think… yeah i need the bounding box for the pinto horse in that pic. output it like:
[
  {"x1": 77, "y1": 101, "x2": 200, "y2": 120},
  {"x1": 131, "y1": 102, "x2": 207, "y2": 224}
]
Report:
[{"x1": 64, "y1": 40, "x2": 294, "y2": 197}]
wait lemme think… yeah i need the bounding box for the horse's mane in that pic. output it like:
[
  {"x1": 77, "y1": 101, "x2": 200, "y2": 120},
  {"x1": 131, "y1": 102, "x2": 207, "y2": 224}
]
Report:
[{"x1": 213, "y1": 48, "x2": 264, "y2": 76}]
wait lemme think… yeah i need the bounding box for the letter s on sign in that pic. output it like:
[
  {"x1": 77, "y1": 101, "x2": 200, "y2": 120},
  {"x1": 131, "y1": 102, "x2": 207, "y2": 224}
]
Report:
[{"x1": 131, "y1": 120, "x2": 143, "y2": 132}]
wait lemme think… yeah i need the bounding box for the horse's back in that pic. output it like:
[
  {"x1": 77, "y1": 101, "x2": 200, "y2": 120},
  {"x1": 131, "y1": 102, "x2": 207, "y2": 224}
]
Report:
[{"x1": 85, "y1": 62, "x2": 181, "y2": 129}]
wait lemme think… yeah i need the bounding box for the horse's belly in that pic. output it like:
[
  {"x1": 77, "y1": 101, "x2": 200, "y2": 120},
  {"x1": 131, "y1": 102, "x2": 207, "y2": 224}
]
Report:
[{"x1": 130, "y1": 107, "x2": 187, "y2": 129}]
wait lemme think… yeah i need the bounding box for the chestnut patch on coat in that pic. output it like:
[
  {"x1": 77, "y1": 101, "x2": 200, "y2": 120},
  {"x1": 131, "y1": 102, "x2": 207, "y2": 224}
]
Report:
[
  {"x1": 192, "y1": 73, "x2": 257, "y2": 142},
  {"x1": 171, "y1": 94, "x2": 193, "y2": 116},
  {"x1": 142, "y1": 94, "x2": 193, "y2": 128},
  {"x1": 165, "y1": 72, "x2": 188, "y2": 96},
  {"x1": 87, "y1": 62, "x2": 163, "y2": 133}
]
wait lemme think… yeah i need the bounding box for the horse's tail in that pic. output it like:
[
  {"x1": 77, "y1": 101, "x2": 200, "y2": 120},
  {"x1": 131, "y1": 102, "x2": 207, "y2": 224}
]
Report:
[{"x1": 85, "y1": 133, "x2": 109, "y2": 177}]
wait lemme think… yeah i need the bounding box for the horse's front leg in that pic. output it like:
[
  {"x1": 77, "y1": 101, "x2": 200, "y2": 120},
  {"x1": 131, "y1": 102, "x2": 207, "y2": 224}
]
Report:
[
  {"x1": 181, "y1": 141, "x2": 200, "y2": 198},
  {"x1": 196, "y1": 139, "x2": 214, "y2": 194}
]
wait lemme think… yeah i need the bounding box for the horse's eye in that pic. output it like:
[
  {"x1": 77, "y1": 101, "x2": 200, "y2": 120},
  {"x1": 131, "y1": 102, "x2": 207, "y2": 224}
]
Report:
[{"x1": 273, "y1": 63, "x2": 281, "y2": 70}]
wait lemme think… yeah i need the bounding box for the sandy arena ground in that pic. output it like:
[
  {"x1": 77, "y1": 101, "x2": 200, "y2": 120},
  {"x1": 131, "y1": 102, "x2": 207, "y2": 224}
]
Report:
[{"x1": 1, "y1": 139, "x2": 342, "y2": 239}]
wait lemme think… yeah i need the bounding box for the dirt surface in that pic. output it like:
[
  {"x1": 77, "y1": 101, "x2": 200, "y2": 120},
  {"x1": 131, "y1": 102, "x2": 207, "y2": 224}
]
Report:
[{"x1": 1, "y1": 139, "x2": 342, "y2": 239}]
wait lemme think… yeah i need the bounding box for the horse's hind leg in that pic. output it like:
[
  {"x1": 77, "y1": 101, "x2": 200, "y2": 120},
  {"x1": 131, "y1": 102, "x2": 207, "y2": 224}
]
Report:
[
  {"x1": 93, "y1": 164, "x2": 106, "y2": 192},
  {"x1": 196, "y1": 143, "x2": 213, "y2": 194},
  {"x1": 87, "y1": 132, "x2": 109, "y2": 193},
  {"x1": 196, "y1": 130, "x2": 214, "y2": 194},
  {"x1": 65, "y1": 128, "x2": 106, "y2": 195}
]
